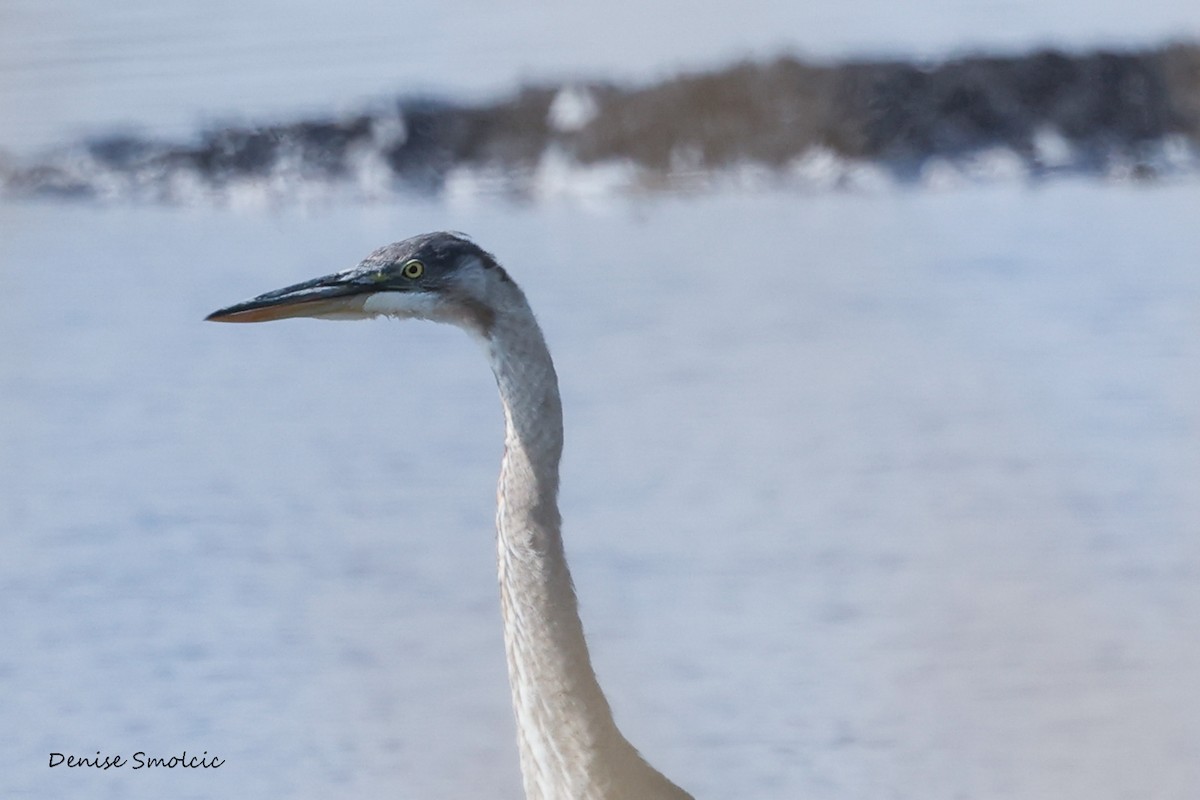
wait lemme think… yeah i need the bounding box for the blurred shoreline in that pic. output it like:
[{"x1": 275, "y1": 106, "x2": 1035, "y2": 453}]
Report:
[{"x1": 3, "y1": 42, "x2": 1198, "y2": 203}]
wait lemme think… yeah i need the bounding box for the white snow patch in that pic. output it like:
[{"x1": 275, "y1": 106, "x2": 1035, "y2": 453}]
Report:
[{"x1": 548, "y1": 86, "x2": 599, "y2": 133}]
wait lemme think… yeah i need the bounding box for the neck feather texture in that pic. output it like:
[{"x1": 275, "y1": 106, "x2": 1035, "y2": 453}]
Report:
[{"x1": 483, "y1": 287, "x2": 691, "y2": 800}]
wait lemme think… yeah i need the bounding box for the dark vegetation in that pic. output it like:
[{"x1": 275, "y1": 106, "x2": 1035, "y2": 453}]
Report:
[{"x1": 4, "y1": 43, "x2": 1198, "y2": 199}]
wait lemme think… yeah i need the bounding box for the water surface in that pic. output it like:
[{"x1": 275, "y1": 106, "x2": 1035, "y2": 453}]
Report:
[
  {"x1": 2, "y1": 182, "x2": 1198, "y2": 797},
  {"x1": 2, "y1": 0, "x2": 1197, "y2": 150}
]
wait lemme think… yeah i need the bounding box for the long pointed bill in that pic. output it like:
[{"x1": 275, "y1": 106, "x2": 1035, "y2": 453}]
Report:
[{"x1": 206, "y1": 270, "x2": 377, "y2": 323}]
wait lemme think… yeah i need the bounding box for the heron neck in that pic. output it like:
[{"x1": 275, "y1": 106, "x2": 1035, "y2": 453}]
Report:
[
  {"x1": 485, "y1": 302, "x2": 678, "y2": 800},
  {"x1": 483, "y1": 306, "x2": 608, "y2": 793}
]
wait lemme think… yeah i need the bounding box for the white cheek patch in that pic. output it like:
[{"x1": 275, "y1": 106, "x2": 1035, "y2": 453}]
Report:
[{"x1": 362, "y1": 291, "x2": 444, "y2": 320}]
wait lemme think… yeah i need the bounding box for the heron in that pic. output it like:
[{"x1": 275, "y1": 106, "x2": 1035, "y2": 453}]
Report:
[{"x1": 207, "y1": 232, "x2": 693, "y2": 800}]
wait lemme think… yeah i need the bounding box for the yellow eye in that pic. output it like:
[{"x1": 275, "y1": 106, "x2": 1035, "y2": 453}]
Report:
[{"x1": 401, "y1": 259, "x2": 424, "y2": 279}]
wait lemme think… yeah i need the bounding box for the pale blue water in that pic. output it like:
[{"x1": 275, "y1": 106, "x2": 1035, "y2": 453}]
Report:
[
  {"x1": 2, "y1": 0, "x2": 1197, "y2": 150},
  {"x1": 3, "y1": 182, "x2": 1199, "y2": 798}
]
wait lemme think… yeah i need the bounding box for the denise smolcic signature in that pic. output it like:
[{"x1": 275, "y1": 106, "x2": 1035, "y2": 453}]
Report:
[{"x1": 49, "y1": 751, "x2": 224, "y2": 769}]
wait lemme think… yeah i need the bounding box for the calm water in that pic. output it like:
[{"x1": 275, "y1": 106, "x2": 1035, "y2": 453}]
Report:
[
  {"x1": 2, "y1": 0, "x2": 1198, "y2": 150},
  {"x1": 3, "y1": 182, "x2": 1199, "y2": 798}
]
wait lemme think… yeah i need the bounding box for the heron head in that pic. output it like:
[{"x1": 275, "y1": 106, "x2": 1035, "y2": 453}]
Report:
[{"x1": 206, "y1": 231, "x2": 512, "y2": 336}]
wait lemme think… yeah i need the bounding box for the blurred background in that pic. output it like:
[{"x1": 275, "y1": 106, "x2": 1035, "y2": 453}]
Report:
[{"x1": 2, "y1": 1, "x2": 1199, "y2": 798}]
